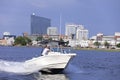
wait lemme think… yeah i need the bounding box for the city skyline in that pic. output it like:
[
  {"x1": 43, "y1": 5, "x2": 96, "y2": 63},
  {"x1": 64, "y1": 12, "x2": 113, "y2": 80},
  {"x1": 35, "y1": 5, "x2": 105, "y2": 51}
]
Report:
[{"x1": 0, "y1": 0, "x2": 120, "y2": 38}]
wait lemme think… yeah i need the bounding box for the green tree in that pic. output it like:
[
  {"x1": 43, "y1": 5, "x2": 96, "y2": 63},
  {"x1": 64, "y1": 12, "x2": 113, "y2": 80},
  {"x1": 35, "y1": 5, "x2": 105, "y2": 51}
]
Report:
[
  {"x1": 48, "y1": 37, "x2": 52, "y2": 41},
  {"x1": 60, "y1": 38, "x2": 64, "y2": 42},
  {"x1": 59, "y1": 38, "x2": 65, "y2": 46},
  {"x1": 36, "y1": 36, "x2": 43, "y2": 41},
  {"x1": 24, "y1": 37, "x2": 32, "y2": 45},
  {"x1": 94, "y1": 41, "x2": 101, "y2": 48},
  {"x1": 116, "y1": 43, "x2": 120, "y2": 48},
  {"x1": 66, "y1": 41, "x2": 69, "y2": 46},
  {"x1": 14, "y1": 36, "x2": 31, "y2": 46},
  {"x1": 104, "y1": 41, "x2": 110, "y2": 48}
]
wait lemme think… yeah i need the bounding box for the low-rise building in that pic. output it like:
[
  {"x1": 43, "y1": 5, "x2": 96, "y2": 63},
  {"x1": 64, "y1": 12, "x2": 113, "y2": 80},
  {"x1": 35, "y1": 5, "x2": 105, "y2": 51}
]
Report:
[
  {"x1": 3, "y1": 32, "x2": 16, "y2": 46},
  {"x1": 68, "y1": 39, "x2": 89, "y2": 47},
  {"x1": 89, "y1": 32, "x2": 120, "y2": 48},
  {"x1": 0, "y1": 39, "x2": 7, "y2": 45},
  {"x1": 47, "y1": 27, "x2": 58, "y2": 35}
]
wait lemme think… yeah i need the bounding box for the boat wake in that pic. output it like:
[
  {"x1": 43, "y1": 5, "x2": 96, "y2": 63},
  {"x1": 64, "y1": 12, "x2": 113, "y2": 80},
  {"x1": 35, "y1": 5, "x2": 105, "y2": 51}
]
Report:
[
  {"x1": 64, "y1": 64, "x2": 83, "y2": 74},
  {"x1": 0, "y1": 58, "x2": 44, "y2": 75}
]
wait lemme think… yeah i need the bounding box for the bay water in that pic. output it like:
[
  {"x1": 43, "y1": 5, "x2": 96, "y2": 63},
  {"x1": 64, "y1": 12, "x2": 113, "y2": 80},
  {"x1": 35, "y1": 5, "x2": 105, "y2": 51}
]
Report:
[{"x1": 0, "y1": 46, "x2": 120, "y2": 80}]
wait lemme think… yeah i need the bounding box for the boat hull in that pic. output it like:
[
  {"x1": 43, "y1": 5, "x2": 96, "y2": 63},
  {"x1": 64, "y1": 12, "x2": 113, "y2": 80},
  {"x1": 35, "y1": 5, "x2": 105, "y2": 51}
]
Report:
[
  {"x1": 40, "y1": 68, "x2": 64, "y2": 74},
  {"x1": 25, "y1": 53, "x2": 76, "y2": 73}
]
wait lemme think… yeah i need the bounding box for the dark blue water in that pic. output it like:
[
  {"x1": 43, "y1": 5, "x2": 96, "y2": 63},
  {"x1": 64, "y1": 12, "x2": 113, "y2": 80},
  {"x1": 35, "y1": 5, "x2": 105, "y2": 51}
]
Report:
[{"x1": 0, "y1": 46, "x2": 120, "y2": 80}]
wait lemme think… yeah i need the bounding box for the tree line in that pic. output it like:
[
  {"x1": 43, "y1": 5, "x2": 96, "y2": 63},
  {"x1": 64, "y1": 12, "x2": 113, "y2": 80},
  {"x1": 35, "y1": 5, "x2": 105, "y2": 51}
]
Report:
[
  {"x1": 94, "y1": 41, "x2": 120, "y2": 48},
  {"x1": 14, "y1": 36, "x2": 120, "y2": 48}
]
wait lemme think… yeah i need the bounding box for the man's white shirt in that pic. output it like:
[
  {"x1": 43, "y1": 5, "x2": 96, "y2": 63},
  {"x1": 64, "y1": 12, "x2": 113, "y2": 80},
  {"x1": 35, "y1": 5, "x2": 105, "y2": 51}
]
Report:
[{"x1": 41, "y1": 48, "x2": 50, "y2": 56}]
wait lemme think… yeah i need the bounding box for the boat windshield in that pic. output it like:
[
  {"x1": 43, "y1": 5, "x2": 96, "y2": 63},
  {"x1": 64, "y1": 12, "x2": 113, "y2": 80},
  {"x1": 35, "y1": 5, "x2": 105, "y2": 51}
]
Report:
[{"x1": 51, "y1": 47, "x2": 74, "y2": 53}]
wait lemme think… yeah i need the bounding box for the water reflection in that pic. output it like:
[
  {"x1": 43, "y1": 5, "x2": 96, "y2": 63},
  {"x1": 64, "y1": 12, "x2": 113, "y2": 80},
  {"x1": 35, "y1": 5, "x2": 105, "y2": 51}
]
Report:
[
  {"x1": 38, "y1": 73, "x2": 69, "y2": 80},
  {"x1": 0, "y1": 72, "x2": 69, "y2": 80}
]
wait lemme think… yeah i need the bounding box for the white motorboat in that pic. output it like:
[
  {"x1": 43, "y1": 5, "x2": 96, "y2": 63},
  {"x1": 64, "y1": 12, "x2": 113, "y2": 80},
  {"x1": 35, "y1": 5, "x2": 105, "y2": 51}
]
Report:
[{"x1": 24, "y1": 51, "x2": 76, "y2": 73}]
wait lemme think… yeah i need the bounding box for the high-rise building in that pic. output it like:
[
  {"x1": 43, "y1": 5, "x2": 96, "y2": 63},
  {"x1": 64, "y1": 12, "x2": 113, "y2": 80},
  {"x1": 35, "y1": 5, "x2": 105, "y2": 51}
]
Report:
[
  {"x1": 76, "y1": 25, "x2": 89, "y2": 40},
  {"x1": 31, "y1": 14, "x2": 51, "y2": 35},
  {"x1": 47, "y1": 27, "x2": 58, "y2": 35},
  {"x1": 65, "y1": 24, "x2": 77, "y2": 39}
]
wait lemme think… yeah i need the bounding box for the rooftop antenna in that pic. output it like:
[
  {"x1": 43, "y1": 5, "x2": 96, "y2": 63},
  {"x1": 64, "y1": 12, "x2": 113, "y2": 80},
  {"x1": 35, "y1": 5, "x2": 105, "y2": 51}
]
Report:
[{"x1": 60, "y1": 13, "x2": 62, "y2": 35}]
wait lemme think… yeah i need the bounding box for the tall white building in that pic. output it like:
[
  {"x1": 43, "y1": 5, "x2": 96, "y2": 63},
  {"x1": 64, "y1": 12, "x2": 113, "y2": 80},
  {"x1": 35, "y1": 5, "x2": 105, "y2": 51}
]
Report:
[
  {"x1": 47, "y1": 27, "x2": 58, "y2": 35},
  {"x1": 76, "y1": 25, "x2": 89, "y2": 40},
  {"x1": 65, "y1": 24, "x2": 77, "y2": 39}
]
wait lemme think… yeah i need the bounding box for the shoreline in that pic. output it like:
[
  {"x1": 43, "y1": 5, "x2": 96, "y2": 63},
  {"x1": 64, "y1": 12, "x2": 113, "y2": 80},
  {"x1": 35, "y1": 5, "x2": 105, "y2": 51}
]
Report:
[
  {"x1": 73, "y1": 47, "x2": 120, "y2": 52},
  {"x1": 1, "y1": 45, "x2": 120, "y2": 52}
]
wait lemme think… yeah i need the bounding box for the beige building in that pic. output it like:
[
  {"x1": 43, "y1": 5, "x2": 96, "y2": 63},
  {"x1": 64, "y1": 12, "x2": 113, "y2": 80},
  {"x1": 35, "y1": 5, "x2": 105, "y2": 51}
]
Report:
[{"x1": 0, "y1": 39, "x2": 7, "y2": 45}]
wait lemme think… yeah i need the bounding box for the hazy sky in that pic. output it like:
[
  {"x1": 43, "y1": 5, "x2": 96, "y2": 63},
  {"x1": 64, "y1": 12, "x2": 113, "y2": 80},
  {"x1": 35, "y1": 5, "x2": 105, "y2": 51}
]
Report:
[{"x1": 0, "y1": 0, "x2": 120, "y2": 37}]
